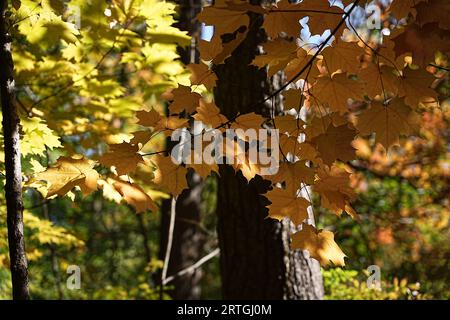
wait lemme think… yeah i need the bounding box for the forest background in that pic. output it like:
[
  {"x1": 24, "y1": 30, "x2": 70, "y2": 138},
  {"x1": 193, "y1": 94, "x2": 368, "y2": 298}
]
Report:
[{"x1": 0, "y1": 0, "x2": 448, "y2": 300}]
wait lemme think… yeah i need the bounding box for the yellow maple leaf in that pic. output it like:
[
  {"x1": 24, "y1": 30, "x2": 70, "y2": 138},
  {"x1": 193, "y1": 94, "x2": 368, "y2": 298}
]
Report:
[
  {"x1": 279, "y1": 134, "x2": 302, "y2": 157},
  {"x1": 311, "y1": 72, "x2": 364, "y2": 114},
  {"x1": 311, "y1": 123, "x2": 357, "y2": 165},
  {"x1": 263, "y1": 0, "x2": 343, "y2": 39},
  {"x1": 266, "y1": 188, "x2": 310, "y2": 226},
  {"x1": 391, "y1": 23, "x2": 449, "y2": 68},
  {"x1": 297, "y1": 142, "x2": 319, "y2": 162},
  {"x1": 20, "y1": 117, "x2": 61, "y2": 156},
  {"x1": 167, "y1": 85, "x2": 201, "y2": 114},
  {"x1": 359, "y1": 64, "x2": 399, "y2": 99},
  {"x1": 130, "y1": 130, "x2": 152, "y2": 146},
  {"x1": 33, "y1": 156, "x2": 99, "y2": 198},
  {"x1": 156, "y1": 116, "x2": 189, "y2": 133},
  {"x1": 136, "y1": 109, "x2": 162, "y2": 127},
  {"x1": 98, "y1": 178, "x2": 123, "y2": 204},
  {"x1": 314, "y1": 165, "x2": 357, "y2": 217},
  {"x1": 284, "y1": 47, "x2": 321, "y2": 82},
  {"x1": 186, "y1": 143, "x2": 220, "y2": 179},
  {"x1": 282, "y1": 89, "x2": 303, "y2": 109},
  {"x1": 100, "y1": 143, "x2": 143, "y2": 176},
  {"x1": 199, "y1": 35, "x2": 223, "y2": 61},
  {"x1": 193, "y1": 99, "x2": 228, "y2": 128},
  {"x1": 231, "y1": 112, "x2": 265, "y2": 133},
  {"x1": 196, "y1": 5, "x2": 249, "y2": 36},
  {"x1": 237, "y1": 155, "x2": 262, "y2": 182},
  {"x1": 153, "y1": 155, "x2": 188, "y2": 196},
  {"x1": 263, "y1": 0, "x2": 302, "y2": 38},
  {"x1": 291, "y1": 224, "x2": 346, "y2": 266},
  {"x1": 187, "y1": 161, "x2": 219, "y2": 180},
  {"x1": 252, "y1": 38, "x2": 297, "y2": 77},
  {"x1": 187, "y1": 62, "x2": 218, "y2": 90},
  {"x1": 300, "y1": 0, "x2": 344, "y2": 36},
  {"x1": 113, "y1": 180, "x2": 158, "y2": 213},
  {"x1": 321, "y1": 40, "x2": 364, "y2": 75},
  {"x1": 304, "y1": 113, "x2": 348, "y2": 139},
  {"x1": 414, "y1": 0, "x2": 450, "y2": 30},
  {"x1": 399, "y1": 67, "x2": 437, "y2": 108},
  {"x1": 266, "y1": 160, "x2": 315, "y2": 190},
  {"x1": 273, "y1": 114, "x2": 304, "y2": 136},
  {"x1": 356, "y1": 99, "x2": 420, "y2": 149},
  {"x1": 218, "y1": 138, "x2": 262, "y2": 181},
  {"x1": 273, "y1": 115, "x2": 305, "y2": 158}
]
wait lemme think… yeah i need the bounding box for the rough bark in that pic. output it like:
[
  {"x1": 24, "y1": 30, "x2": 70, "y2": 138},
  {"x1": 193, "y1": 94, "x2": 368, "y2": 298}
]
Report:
[
  {"x1": 0, "y1": 0, "x2": 30, "y2": 300},
  {"x1": 158, "y1": 0, "x2": 206, "y2": 300},
  {"x1": 213, "y1": 6, "x2": 324, "y2": 300}
]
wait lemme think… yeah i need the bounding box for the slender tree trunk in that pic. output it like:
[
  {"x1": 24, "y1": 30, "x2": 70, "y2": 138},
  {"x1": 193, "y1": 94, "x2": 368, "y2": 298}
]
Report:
[
  {"x1": 0, "y1": 0, "x2": 30, "y2": 300},
  {"x1": 213, "y1": 5, "x2": 324, "y2": 299},
  {"x1": 158, "y1": 0, "x2": 206, "y2": 299}
]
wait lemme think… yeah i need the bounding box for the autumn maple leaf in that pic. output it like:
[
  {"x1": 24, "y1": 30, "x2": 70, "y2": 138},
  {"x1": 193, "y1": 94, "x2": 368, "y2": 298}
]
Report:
[
  {"x1": 100, "y1": 142, "x2": 144, "y2": 176},
  {"x1": 33, "y1": 156, "x2": 99, "y2": 197},
  {"x1": 356, "y1": 99, "x2": 420, "y2": 149},
  {"x1": 266, "y1": 187, "x2": 310, "y2": 226},
  {"x1": 292, "y1": 224, "x2": 346, "y2": 266}
]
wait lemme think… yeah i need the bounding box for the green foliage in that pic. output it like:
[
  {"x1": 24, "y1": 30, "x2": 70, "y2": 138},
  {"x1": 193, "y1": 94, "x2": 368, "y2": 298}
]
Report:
[
  {"x1": 1, "y1": 0, "x2": 189, "y2": 300},
  {"x1": 323, "y1": 268, "x2": 428, "y2": 300},
  {"x1": 317, "y1": 174, "x2": 450, "y2": 299}
]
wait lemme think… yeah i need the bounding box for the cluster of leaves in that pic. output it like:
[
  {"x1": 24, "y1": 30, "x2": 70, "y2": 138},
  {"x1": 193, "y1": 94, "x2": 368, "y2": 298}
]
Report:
[
  {"x1": 7, "y1": 0, "x2": 189, "y2": 189},
  {"x1": 317, "y1": 91, "x2": 449, "y2": 297},
  {"x1": 3, "y1": 0, "x2": 189, "y2": 198},
  {"x1": 28, "y1": 0, "x2": 449, "y2": 267}
]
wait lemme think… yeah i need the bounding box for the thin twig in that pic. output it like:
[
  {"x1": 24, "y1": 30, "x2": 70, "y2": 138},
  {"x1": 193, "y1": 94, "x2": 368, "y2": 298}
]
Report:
[
  {"x1": 25, "y1": 198, "x2": 52, "y2": 210},
  {"x1": 160, "y1": 196, "x2": 177, "y2": 299},
  {"x1": 163, "y1": 248, "x2": 220, "y2": 285},
  {"x1": 429, "y1": 63, "x2": 450, "y2": 72}
]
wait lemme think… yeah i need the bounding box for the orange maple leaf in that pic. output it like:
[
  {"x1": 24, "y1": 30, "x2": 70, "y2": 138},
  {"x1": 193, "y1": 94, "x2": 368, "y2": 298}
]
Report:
[
  {"x1": 100, "y1": 143, "x2": 143, "y2": 176},
  {"x1": 292, "y1": 224, "x2": 346, "y2": 266}
]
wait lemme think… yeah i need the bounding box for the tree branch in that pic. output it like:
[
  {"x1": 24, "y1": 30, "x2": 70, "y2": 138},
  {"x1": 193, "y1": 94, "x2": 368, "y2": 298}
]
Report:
[
  {"x1": 163, "y1": 248, "x2": 220, "y2": 285},
  {"x1": 160, "y1": 196, "x2": 177, "y2": 298}
]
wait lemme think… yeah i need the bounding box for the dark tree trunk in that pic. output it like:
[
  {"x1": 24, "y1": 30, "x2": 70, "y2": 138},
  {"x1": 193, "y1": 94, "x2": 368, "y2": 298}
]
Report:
[
  {"x1": 175, "y1": 0, "x2": 203, "y2": 64},
  {"x1": 158, "y1": 0, "x2": 206, "y2": 300},
  {"x1": 0, "y1": 0, "x2": 30, "y2": 300},
  {"x1": 213, "y1": 6, "x2": 324, "y2": 300}
]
